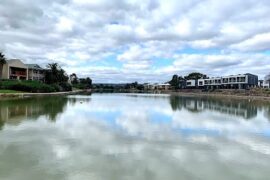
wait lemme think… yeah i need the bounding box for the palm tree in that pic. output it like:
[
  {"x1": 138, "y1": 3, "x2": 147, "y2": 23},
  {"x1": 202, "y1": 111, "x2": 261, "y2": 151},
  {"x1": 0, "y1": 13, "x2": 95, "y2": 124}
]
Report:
[{"x1": 0, "y1": 52, "x2": 7, "y2": 79}]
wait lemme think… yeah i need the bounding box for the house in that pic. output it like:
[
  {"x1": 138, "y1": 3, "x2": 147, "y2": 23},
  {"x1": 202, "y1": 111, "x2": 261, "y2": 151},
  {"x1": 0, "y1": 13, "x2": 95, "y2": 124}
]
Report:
[
  {"x1": 258, "y1": 80, "x2": 264, "y2": 87},
  {"x1": 197, "y1": 74, "x2": 258, "y2": 90},
  {"x1": 186, "y1": 80, "x2": 197, "y2": 88},
  {"x1": 263, "y1": 80, "x2": 270, "y2": 88},
  {"x1": 143, "y1": 83, "x2": 155, "y2": 90},
  {"x1": 198, "y1": 79, "x2": 205, "y2": 88},
  {"x1": 27, "y1": 64, "x2": 45, "y2": 82},
  {"x1": 1, "y1": 59, "x2": 28, "y2": 80},
  {"x1": 143, "y1": 83, "x2": 171, "y2": 90},
  {"x1": 221, "y1": 73, "x2": 258, "y2": 89},
  {"x1": 156, "y1": 83, "x2": 171, "y2": 90}
]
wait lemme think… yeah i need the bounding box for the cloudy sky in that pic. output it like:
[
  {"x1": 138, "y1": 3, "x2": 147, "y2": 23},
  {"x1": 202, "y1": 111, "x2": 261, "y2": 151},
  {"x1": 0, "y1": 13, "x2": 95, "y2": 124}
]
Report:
[{"x1": 0, "y1": 0, "x2": 270, "y2": 83}]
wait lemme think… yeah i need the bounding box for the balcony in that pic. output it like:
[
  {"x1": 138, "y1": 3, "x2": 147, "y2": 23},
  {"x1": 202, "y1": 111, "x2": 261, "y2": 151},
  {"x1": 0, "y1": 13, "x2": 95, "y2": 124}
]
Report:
[{"x1": 10, "y1": 71, "x2": 27, "y2": 76}]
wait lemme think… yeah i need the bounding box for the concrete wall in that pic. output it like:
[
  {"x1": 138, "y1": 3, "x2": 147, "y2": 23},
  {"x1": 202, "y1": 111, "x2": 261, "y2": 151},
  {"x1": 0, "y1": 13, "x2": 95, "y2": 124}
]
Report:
[{"x1": 1, "y1": 63, "x2": 9, "y2": 79}]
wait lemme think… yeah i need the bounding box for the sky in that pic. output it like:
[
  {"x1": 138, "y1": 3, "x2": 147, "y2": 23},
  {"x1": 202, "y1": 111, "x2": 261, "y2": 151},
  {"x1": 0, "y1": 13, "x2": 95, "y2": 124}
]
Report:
[{"x1": 0, "y1": 0, "x2": 270, "y2": 83}]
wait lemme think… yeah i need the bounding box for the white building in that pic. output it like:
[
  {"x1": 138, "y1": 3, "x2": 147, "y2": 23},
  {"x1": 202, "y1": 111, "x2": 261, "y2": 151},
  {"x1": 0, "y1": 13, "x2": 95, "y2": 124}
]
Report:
[
  {"x1": 263, "y1": 80, "x2": 270, "y2": 88},
  {"x1": 186, "y1": 80, "x2": 197, "y2": 88}
]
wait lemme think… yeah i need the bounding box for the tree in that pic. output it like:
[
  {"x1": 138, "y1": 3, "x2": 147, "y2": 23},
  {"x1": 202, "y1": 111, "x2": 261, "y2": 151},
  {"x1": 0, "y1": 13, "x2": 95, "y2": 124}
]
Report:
[
  {"x1": 70, "y1": 73, "x2": 79, "y2": 84},
  {"x1": 184, "y1": 72, "x2": 208, "y2": 80},
  {"x1": 0, "y1": 52, "x2": 7, "y2": 79},
  {"x1": 169, "y1": 74, "x2": 180, "y2": 89},
  {"x1": 169, "y1": 75, "x2": 186, "y2": 89},
  {"x1": 79, "y1": 77, "x2": 92, "y2": 89},
  {"x1": 45, "y1": 63, "x2": 69, "y2": 84}
]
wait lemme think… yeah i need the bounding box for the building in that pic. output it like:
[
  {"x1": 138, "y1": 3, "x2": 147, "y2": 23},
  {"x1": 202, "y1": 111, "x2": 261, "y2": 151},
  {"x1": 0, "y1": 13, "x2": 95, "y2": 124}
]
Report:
[
  {"x1": 143, "y1": 83, "x2": 171, "y2": 90},
  {"x1": 27, "y1": 64, "x2": 45, "y2": 82},
  {"x1": 143, "y1": 83, "x2": 155, "y2": 90},
  {"x1": 202, "y1": 73, "x2": 258, "y2": 90},
  {"x1": 204, "y1": 77, "x2": 222, "y2": 89},
  {"x1": 1, "y1": 59, "x2": 28, "y2": 80},
  {"x1": 258, "y1": 80, "x2": 264, "y2": 87},
  {"x1": 156, "y1": 83, "x2": 171, "y2": 90},
  {"x1": 179, "y1": 73, "x2": 258, "y2": 90},
  {"x1": 186, "y1": 80, "x2": 197, "y2": 88},
  {"x1": 263, "y1": 80, "x2": 270, "y2": 88}
]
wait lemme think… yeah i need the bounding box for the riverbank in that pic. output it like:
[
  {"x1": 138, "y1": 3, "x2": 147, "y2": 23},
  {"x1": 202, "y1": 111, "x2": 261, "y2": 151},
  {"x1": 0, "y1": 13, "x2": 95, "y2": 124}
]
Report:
[
  {"x1": 93, "y1": 88, "x2": 270, "y2": 101},
  {"x1": 168, "y1": 91, "x2": 270, "y2": 102},
  {"x1": 0, "y1": 89, "x2": 89, "y2": 98},
  {"x1": 160, "y1": 88, "x2": 270, "y2": 102}
]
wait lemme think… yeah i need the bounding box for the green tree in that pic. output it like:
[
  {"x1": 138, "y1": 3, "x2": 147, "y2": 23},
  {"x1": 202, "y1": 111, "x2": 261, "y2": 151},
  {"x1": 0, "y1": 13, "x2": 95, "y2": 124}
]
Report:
[
  {"x1": 79, "y1": 77, "x2": 92, "y2": 89},
  {"x1": 45, "y1": 63, "x2": 69, "y2": 84},
  {"x1": 70, "y1": 73, "x2": 79, "y2": 84},
  {"x1": 0, "y1": 52, "x2": 7, "y2": 79},
  {"x1": 169, "y1": 74, "x2": 180, "y2": 89},
  {"x1": 185, "y1": 72, "x2": 208, "y2": 80}
]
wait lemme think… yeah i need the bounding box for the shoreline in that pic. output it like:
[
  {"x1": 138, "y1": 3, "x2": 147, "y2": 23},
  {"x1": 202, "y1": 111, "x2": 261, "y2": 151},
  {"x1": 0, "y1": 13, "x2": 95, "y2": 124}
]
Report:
[
  {"x1": 93, "y1": 89, "x2": 270, "y2": 101},
  {"x1": 1, "y1": 88, "x2": 270, "y2": 102},
  {"x1": 0, "y1": 89, "x2": 88, "y2": 98},
  {"x1": 167, "y1": 91, "x2": 270, "y2": 102}
]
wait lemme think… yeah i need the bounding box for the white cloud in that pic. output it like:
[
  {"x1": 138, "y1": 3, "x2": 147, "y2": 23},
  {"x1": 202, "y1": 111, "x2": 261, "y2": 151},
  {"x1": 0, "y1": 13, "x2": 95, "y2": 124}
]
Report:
[
  {"x1": 0, "y1": 0, "x2": 270, "y2": 82},
  {"x1": 230, "y1": 32, "x2": 270, "y2": 51}
]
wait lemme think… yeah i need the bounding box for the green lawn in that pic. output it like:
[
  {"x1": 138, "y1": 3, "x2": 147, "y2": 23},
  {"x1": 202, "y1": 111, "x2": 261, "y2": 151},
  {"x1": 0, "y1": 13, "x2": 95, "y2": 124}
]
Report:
[{"x1": 0, "y1": 90, "x2": 24, "y2": 93}]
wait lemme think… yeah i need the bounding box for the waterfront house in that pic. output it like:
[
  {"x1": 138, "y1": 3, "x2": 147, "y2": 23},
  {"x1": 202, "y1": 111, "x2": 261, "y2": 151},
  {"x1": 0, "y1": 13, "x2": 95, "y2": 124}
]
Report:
[
  {"x1": 203, "y1": 77, "x2": 222, "y2": 90},
  {"x1": 143, "y1": 83, "x2": 155, "y2": 90},
  {"x1": 1, "y1": 59, "x2": 28, "y2": 80},
  {"x1": 143, "y1": 83, "x2": 171, "y2": 90},
  {"x1": 156, "y1": 83, "x2": 171, "y2": 90},
  {"x1": 27, "y1": 64, "x2": 45, "y2": 82},
  {"x1": 186, "y1": 80, "x2": 197, "y2": 88},
  {"x1": 263, "y1": 80, "x2": 270, "y2": 88},
  {"x1": 199, "y1": 73, "x2": 258, "y2": 90},
  {"x1": 221, "y1": 73, "x2": 258, "y2": 89}
]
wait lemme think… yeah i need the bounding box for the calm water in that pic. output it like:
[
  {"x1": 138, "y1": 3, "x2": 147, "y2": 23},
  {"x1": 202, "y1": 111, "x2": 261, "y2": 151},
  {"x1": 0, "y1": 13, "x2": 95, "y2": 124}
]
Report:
[{"x1": 1, "y1": 93, "x2": 270, "y2": 180}]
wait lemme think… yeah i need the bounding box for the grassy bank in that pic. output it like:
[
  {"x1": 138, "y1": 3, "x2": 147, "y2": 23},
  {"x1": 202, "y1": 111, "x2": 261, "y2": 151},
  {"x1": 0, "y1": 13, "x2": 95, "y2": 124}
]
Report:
[
  {"x1": 0, "y1": 90, "x2": 23, "y2": 93},
  {"x1": 0, "y1": 80, "x2": 72, "y2": 93}
]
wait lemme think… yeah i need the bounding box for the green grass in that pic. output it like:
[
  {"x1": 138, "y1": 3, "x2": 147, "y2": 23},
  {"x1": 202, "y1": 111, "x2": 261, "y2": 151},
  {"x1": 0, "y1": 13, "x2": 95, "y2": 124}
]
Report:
[{"x1": 0, "y1": 90, "x2": 24, "y2": 93}]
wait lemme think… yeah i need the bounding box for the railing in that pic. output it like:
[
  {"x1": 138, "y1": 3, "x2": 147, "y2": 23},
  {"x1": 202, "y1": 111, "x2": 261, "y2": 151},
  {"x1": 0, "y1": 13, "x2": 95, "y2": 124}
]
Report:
[{"x1": 10, "y1": 71, "x2": 27, "y2": 76}]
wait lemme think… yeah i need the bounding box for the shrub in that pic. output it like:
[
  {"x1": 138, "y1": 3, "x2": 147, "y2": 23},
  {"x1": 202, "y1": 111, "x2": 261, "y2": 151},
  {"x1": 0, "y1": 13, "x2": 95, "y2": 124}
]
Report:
[
  {"x1": 73, "y1": 83, "x2": 87, "y2": 89},
  {"x1": 0, "y1": 80, "x2": 55, "y2": 93},
  {"x1": 59, "y1": 82, "x2": 72, "y2": 91},
  {"x1": 51, "y1": 84, "x2": 61, "y2": 92}
]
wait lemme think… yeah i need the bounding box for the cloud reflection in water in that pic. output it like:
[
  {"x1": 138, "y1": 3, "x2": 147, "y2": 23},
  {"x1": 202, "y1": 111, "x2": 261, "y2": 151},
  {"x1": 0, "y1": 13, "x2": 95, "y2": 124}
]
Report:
[{"x1": 0, "y1": 94, "x2": 270, "y2": 180}]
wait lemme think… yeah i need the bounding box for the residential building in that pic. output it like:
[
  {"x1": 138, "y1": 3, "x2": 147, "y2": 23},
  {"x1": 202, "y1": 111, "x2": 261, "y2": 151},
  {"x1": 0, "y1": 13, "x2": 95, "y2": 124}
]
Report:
[
  {"x1": 258, "y1": 80, "x2": 264, "y2": 87},
  {"x1": 156, "y1": 83, "x2": 171, "y2": 90},
  {"x1": 186, "y1": 80, "x2": 197, "y2": 88},
  {"x1": 27, "y1": 64, "x2": 45, "y2": 82},
  {"x1": 221, "y1": 73, "x2": 258, "y2": 89},
  {"x1": 199, "y1": 73, "x2": 258, "y2": 90},
  {"x1": 263, "y1": 80, "x2": 270, "y2": 88},
  {"x1": 1, "y1": 59, "x2": 28, "y2": 80},
  {"x1": 204, "y1": 77, "x2": 222, "y2": 89},
  {"x1": 143, "y1": 83, "x2": 171, "y2": 90},
  {"x1": 198, "y1": 79, "x2": 205, "y2": 88}
]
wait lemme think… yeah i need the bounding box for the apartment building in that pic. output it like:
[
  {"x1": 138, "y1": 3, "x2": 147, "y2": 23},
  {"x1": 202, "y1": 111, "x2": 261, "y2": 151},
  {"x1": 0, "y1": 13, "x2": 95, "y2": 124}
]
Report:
[
  {"x1": 1, "y1": 59, "x2": 28, "y2": 80},
  {"x1": 1, "y1": 59, "x2": 45, "y2": 81},
  {"x1": 144, "y1": 83, "x2": 171, "y2": 90},
  {"x1": 186, "y1": 80, "x2": 197, "y2": 88},
  {"x1": 182, "y1": 73, "x2": 258, "y2": 90},
  {"x1": 27, "y1": 64, "x2": 45, "y2": 82}
]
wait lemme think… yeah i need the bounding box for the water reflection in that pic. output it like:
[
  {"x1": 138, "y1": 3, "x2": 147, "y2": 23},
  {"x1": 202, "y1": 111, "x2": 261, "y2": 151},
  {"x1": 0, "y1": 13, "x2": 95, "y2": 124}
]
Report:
[
  {"x1": 0, "y1": 94, "x2": 270, "y2": 180},
  {"x1": 170, "y1": 95, "x2": 270, "y2": 120},
  {"x1": 0, "y1": 97, "x2": 69, "y2": 128}
]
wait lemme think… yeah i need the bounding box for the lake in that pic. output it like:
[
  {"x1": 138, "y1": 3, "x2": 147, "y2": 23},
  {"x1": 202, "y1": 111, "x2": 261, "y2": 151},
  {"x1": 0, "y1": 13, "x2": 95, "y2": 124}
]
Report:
[{"x1": 0, "y1": 93, "x2": 270, "y2": 180}]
